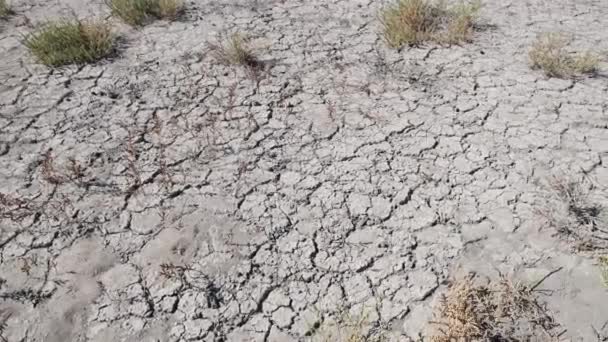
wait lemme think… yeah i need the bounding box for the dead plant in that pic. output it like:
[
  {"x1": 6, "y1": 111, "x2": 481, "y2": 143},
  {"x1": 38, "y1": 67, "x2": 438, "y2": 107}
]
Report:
[
  {"x1": 538, "y1": 176, "x2": 608, "y2": 251},
  {"x1": 40, "y1": 150, "x2": 87, "y2": 185},
  {"x1": 0, "y1": 192, "x2": 38, "y2": 223},
  {"x1": 430, "y1": 274, "x2": 560, "y2": 341}
]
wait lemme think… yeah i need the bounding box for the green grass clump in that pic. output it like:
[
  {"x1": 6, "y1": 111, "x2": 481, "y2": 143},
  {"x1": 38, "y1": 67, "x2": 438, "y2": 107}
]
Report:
[
  {"x1": 380, "y1": 0, "x2": 481, "y2": 48},
  {"x1": 529, "y1": 33, "x2": 599, "y2": 78},
  {"x1": 24, "y1": 20, "x2": 114, "y2": 67},
  {"x1": 107, "y1": 0, "x2": 183, "y2": 26},
  {"x1": 0, "y1": 0, "x2": 12, "y2": 18}
]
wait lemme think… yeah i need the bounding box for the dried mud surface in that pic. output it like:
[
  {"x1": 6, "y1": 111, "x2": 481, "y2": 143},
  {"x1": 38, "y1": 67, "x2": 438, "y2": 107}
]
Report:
[{"x1": 1, "y1": 0, "x2": 607, "y2": 341}]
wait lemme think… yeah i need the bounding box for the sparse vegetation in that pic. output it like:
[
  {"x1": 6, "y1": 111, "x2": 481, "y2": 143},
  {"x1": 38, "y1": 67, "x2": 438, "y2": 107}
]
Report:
[
  {"x1": 529, "y1": 33, "x2": 599, "y2": 78},
  {"x1": 24, "y1": 20, "x2": 114, "y2": 67},
  {"x1": 40, "y1": 150, "x2": 87, "y2": 185},
  {"x1": 380, "y1": 0, "x2": 482, "y2": 48},
  {"x1": 441, "y1": 1, "x2": 481, "y2": 44},
  {"x1": 311, "y1": 274, "x2": 563, "y2": 341},
  {"x1": 0, "y1": 192, "x2": 37, "y2": 222},
  {"x1": 0, "y1": 0, "x2": 11, "y2": 18},
  {"x1": 539, "y1": 177, "x2": 608, "y2": 250},
  {"x1": 311, "y1": 310, "x2": 384, "y2": 342},
  {"x1": 429, "y1": 275, "x2": 560, "y2": 341},
  {"x1": 107, "y1": 0, "x2": 183, "y2": 26},
  {"x1": 600, "y1": 256, "x2": 608, "y2": 288},
  {"x1": 313, "y1": 324, "x2": 367, "y2": 342},
  {"x1": 551, "y1": 178, "x2": 603, "y2": 227},
  {"x1": 209, "y1": 33, "x2": 259, "y2": 68}
]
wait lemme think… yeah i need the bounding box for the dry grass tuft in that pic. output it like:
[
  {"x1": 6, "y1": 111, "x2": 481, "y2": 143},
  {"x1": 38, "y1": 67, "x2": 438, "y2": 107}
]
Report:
[
  {"x1": 380, "y1": 0, "x2": 441, "y2": 47},
  {"x1": 441, "y1": 0, "x2": 482, "y2": 44},
  {"x1": 600, "y1": 256, "x2": 608, "y2": 288},
  {"x1": 209, "y1": 33, "x2": 260, "y2": 68},
  {"x1": 24, "y1": 19, "x2": 114, "y2": 67},
  {"x1": 430, "y1": 275, "x2": 560, "y2": 341},
  {"x1": 550, "y1": 177, "x2": 603, "y2": 227},
  {"x1": 107, "y1": 0, "x2": 183, "y2": 26},
  {"x1": 380, "y1": 0, "x2": 481, "y2": 48},
  {"x1": 539, "y1": 177, "x2": 608, "y2": 251},
  {"x1": 0, "y1": 0, "x2": 11, "y2": 18},
  {"x1": 529, "y1": 33, "x2": 599, "y2": 78}
]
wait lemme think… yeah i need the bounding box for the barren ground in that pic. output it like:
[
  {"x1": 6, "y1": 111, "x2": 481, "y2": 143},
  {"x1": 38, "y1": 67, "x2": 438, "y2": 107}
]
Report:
[{"x1": 1, "y1": 0, "x2": 608, "y2": 341}]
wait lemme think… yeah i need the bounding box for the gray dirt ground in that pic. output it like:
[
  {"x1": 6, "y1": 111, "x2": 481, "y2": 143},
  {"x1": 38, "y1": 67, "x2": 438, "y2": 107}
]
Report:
[{"x1": 1, "y1": 0, "x2": 608, "y2": 341}]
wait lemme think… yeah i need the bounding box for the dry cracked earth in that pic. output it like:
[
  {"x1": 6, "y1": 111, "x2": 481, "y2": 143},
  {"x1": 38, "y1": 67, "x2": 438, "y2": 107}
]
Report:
[{"x1": 1, "y1": 0, "x2": 608, "y2": 341}]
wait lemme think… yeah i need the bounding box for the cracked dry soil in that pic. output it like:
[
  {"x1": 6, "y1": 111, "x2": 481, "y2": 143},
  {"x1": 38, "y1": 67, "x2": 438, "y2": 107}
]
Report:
[{"x1": 1, "y1": 0, "x2": 608, "y2": 341}]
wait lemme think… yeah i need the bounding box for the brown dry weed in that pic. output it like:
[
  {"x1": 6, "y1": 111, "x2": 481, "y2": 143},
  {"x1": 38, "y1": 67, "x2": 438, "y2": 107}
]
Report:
[{"x1": 430, "y1": 275, "x2": 560, "y2": 341}]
